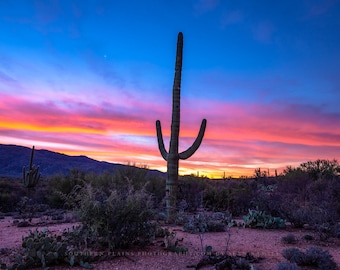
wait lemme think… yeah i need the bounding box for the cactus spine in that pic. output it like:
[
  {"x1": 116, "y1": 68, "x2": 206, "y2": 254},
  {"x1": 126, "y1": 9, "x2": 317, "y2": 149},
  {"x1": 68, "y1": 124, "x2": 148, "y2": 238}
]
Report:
[
  {"x1": 23, "y1": 146, "x2": 41, "y2": 188},
  {"x1": 156, "y1": 32, "x2": 207, "y2": 222}
]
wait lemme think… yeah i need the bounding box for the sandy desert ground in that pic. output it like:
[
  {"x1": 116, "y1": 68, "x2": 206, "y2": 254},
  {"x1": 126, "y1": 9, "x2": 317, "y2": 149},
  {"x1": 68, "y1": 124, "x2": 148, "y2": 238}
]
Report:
[{"x1": 0, "y1": 216, "x2": 339, "y2": 269}]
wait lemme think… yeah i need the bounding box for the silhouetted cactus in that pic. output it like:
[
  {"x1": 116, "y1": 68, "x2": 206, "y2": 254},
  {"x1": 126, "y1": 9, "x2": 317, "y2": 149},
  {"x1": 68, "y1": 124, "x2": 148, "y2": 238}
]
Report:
[
  {"x1": 23, "y1": 146, "x2": 40, "y2": 188},
  {"x1": 156, "y1": 32, "x2": 207, "y2": 222}
]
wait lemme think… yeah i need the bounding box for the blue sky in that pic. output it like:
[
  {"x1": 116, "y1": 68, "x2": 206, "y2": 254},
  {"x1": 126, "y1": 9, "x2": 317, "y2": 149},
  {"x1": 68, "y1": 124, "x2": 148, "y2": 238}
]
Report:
[{"x1": 1, "y1": 0, "x2": 340, "y2": 177}]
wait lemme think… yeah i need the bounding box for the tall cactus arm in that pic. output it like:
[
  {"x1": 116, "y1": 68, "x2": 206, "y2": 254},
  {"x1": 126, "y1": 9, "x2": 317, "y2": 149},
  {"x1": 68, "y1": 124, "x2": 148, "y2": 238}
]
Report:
[
  {"x1": 156, "y1": 120, "x2": 169, "y2": 161},
  {"x1": 29, "y1": 145, "x2": 35, "y2": 169},
  {"x1": 179, "y1": 118, "x2": 207, "y2": 160}
]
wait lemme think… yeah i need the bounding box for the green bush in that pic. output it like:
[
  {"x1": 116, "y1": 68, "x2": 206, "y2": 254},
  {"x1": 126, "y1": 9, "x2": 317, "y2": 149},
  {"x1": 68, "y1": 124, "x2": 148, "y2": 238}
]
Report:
[{"x1": 64, "y1": 182, "x2": 155, "y2": 250}]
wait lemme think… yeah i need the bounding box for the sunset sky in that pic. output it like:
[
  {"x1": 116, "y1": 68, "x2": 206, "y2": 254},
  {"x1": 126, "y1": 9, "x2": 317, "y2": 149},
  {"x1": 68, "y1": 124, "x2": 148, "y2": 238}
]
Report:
[{"x1": 1, "y1": 0, "x2": 340, "y2": 178}]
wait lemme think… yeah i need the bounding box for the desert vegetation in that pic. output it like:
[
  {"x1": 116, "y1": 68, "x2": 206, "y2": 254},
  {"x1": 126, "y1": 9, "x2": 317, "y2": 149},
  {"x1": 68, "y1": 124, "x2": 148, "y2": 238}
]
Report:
[{"x1": 0, "y1": 159, "x2": 339, "y2": 269}]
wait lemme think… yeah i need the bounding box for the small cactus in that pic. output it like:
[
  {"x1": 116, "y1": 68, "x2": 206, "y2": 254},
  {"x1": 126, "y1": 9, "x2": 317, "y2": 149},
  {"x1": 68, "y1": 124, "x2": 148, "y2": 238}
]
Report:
[
  {"x1": 23, "y1": 146, "x2": 41, "y2": 188},
  {"x1": 243, "y1": 209, "x2": 286, "y2": 229}
]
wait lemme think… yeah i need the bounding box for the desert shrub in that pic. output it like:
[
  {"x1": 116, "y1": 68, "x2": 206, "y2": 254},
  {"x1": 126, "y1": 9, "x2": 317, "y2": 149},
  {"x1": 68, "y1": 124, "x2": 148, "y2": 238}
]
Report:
[
  {"x1": 211, "y1": 211, "x2": 233, "y2": 225},
  {"x1": 278, "y1": 161, "x2": 340, "y2": 235},
  {"x1": 0, "y1": 192, "x2": 12, "y2": 212},
  {"x1": 206, "y1": 220, "x2": 226, "y2": 232},
  {"x1": 3, "y1": 228, "x2": 94, "y2": 269},
  {"x1": 46, "y1": 169, "x2": 86, "y2": 208},
  {"x1": 302, "y1": 234, "x2": 314, "y2": 241},
  {"x1": 183, "y1": 213, "x2": 226, "y2": 233},
  {"x1": 162, "y1": 231, "x2": 188, "y2": 254},
  {"x1": 48, "y1": 168, "x2": 166, "y2": 211},
  {"x1": 282, "y1": 247, "x2": 337, "y2": 270},
  {"x1": 203, "y1": 179, "x2": 255, "y2": 216},
  {"x1": 276, "y1": 262, "x2": 300, "y2": 270},
  {"x1": 304, "y1": 246, "x2": 337, "y2": 270},
  {"x1": 0, "y1": 177, "x2": 26, "y2": 212},
  {"x1": 177, "y1": 176, "x2": 207, "y2": 212},
  {"x1": 282, "y1": 248, "x2": 306, "y2": 265},
  {"x1": 279, "y1": 176, "x2": 340, "y2": 231},
  {"x1": 229, "y1": 180, "x2": 257, "y2": 216},
  {"x1": 183, "y1": 213, "x2": 209, "y2": 234},
  {"x1": 300, "y1": 159, "x2": 340, "y2": 181},
  {"x1": 175, "y1": 208, "x2": 190, "y2": 225},
  {"x1": 64, "y1": 182, "x2": 155, "y2": 250},
  {"x1": 203, "y1": 185, "x2": 232, "y2": 212},
  {"x1": 307, "y1": 179, "x2": 340, "y2": 230},
  {"x1": 281, "y1": 234, "x2": 297, "y2": 245},
  {"x1": 243, "y1": 209, "x2": 286, "y2": 229},
  {"x1": 281, "y1": 201, "x2": 336, "y2": 231},
  {"x1": 280, "y1": 200, "x2": 312, "y2": 228},
  {"x1": 233, "y1": 257, "x2": 249, "y2": 269},
  {"x1": 281, "y1": 166, "x2": 310, "y2": 190},
  {"x1": 61, "y1": 224, "x2": 99, "y2": 250},
  {"x1": 16, "y1": 196, "x2": 37, "y2": 222},
  {"x1": 144, "y1": 174, "x2": 165, "y2": 208}
]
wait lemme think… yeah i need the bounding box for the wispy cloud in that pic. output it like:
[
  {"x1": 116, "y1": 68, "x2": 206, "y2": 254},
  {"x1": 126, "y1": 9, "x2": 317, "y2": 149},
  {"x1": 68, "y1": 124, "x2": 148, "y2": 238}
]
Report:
[
  {"x1": 252, "y1": 21, "x2": 276, "y2": 44},
  {"x1": 83, "y1": 50, "x2": 125, "y2": 88},
  {"x1": 221, "y1": 10, "x2": 244, "y2": 27},
  {"x1": 193, "y1": 0, "x2": 220, "y2": 15},
  {"x1": 303, "y1": 0, "x2": 340, "y2": 18},
  {"x1": 0, "y1": 70, "x2": 17, "y2": 84}
]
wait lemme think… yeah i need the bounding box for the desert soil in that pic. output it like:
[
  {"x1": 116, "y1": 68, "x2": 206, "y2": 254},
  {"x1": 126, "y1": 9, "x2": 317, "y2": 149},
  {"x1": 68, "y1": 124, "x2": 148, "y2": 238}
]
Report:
[{"x1": 0, "y1": 216, "x2": 339, "y2": 270}]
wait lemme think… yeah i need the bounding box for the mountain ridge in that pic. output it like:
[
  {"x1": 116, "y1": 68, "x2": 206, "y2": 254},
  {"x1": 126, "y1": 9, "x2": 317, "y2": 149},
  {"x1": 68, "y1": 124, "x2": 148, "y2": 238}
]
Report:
[{"x1": 0, "y1": 144, "x2": 165, "y2": 178}]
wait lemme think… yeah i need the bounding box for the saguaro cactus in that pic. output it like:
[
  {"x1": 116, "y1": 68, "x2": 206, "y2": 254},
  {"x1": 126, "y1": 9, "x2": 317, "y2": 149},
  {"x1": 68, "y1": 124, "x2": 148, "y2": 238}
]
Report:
[
  {"x1": 156, "y1": 32, "x2": 207, "y2": 222},
  {"x1": 23, "y1": 146, "x2": 41, "y2": 188}
]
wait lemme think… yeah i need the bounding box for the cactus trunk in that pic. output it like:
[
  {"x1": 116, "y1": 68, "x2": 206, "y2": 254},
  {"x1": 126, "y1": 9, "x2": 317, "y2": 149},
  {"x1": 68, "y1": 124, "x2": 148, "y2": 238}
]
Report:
[
  {"x1": 156, "y1": 32, "x2": 207, "y2": 223},
  {"x1": 23, "y1": 146, "x2": 41, "y2": 188}
]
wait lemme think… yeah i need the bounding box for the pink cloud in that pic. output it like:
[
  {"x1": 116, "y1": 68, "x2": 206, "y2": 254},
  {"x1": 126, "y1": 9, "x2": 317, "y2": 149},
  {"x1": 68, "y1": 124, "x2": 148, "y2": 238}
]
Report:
[{"x1": 1, "y1": 91, "x2": 339, "y2": 178}]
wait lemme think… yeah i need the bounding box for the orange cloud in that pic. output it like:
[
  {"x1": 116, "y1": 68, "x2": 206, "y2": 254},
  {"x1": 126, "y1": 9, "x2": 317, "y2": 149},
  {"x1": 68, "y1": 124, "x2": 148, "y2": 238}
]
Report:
[{"x1": 1, "y1": 92, "x2": 339, "y2": 178}]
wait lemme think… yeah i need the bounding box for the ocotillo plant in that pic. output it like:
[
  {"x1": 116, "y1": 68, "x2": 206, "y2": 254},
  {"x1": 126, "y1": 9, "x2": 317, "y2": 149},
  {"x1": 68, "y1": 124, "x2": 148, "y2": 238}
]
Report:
[
  {"x1": 23, "y1": 146, "x2": 41, "y2": 188},
  {"x1": 156, "y1": 32, "x2": 207, "y2": 222}
]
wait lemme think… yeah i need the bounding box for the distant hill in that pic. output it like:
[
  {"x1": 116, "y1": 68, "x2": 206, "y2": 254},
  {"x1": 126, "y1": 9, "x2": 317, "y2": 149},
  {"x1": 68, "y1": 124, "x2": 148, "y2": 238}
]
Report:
[{"x1": 0, "y1": 144, "x2": 165, "y2": 178}]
